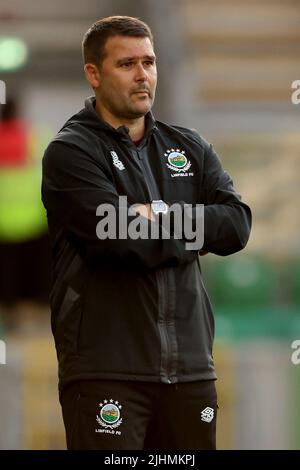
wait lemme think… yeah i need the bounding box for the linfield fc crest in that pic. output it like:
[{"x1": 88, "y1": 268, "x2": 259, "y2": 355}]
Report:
[
  {"x1": 164, "y1": 148, "x2": 193, "y2": 176},
  {"x1": 96, "y1": 398, "x2": 123, "y2": 434}
]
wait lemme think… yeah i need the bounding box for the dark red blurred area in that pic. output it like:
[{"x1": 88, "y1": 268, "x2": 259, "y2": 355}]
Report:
[{"x1": 0, "y1": 120, "x2": 28, "y2": 167}]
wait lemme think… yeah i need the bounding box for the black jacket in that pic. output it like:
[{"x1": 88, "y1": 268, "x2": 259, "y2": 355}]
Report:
[{"x1": 42, "y1": 97, "x2": 251, "y2": 393}]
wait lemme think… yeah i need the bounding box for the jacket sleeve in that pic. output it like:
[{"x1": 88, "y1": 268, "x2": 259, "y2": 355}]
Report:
[
  {"x1": 42, "y1": 141, "x2": 197, "y2": 269},
  {"x1": 200, "y1": 142, "x2": 252, "y2": 255},
  {"x1": 168, "y1": 140, "x2": 252, "y2": 256}
]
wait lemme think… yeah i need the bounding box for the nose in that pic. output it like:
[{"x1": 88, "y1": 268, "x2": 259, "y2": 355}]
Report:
[{"x1": 134, "y1": 62, "x2": 148, "y2": 82}]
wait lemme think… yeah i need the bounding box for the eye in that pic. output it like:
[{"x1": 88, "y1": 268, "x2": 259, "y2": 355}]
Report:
[
  {"x1": 120, "y1": 62, "x2": 133, "y2": 68},
  {"x1": 144, "y1": 61, "x2": 154, "y2": 67}
]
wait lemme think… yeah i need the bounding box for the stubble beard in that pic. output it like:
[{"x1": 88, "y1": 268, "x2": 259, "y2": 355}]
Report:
[{"x1": 114, "y1": 96, "x2": 153, "y2": 120}]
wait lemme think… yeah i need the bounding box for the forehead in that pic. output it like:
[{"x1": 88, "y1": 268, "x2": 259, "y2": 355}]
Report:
[{"x1": 103, "y1": 35, "x2": 155, "y2": 61}]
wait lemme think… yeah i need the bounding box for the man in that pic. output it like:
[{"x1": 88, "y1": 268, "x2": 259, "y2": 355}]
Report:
[{"x1": 42, "y1": 16, "x2": 251, "y2": 450}]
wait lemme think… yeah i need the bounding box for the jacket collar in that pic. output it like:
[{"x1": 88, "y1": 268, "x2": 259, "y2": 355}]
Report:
[{"x1": 84, "y1": 96, "x2": 157, "y2": 141}]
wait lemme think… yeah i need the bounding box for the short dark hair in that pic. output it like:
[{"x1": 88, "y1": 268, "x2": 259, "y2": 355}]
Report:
[{"x1": 82, "y1": 16, "x2": 154, "y2": 66}]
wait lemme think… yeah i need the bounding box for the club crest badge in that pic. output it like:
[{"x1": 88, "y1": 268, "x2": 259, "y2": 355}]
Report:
[
  {"x1": 164, "y1": 148, "x2": 193, "y2": 176},
  {"x1": 96, "y1": 398, "x2": 123, "y2": 434}
]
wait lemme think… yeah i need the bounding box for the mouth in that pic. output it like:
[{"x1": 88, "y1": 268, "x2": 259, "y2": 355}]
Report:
[{"x1": 132, "y1": 90, "x2": 150, "y2": 96}]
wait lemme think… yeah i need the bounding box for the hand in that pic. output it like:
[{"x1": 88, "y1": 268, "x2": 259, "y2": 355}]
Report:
[{"x1": 133, "y1": 204, "x2": 155, "y2": 221}]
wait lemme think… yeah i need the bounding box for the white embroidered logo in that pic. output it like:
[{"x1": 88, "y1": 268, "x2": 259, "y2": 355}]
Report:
[
  {"x1": 111, "y1": 151, "x2": 125, "y2": 171},
  {"x1": 201, "y1": 406, "x2": 214, "y2": 423}
]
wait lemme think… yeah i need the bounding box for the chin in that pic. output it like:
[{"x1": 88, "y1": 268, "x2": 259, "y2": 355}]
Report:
[
  {"x1": 133, "y1": 104, "x2": 152, "y2": 117},
  {"x1": 127, "y1": 109, "x2": 148, "y2": 119}
]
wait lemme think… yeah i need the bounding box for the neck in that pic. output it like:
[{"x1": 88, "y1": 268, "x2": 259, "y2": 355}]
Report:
[{"x1": 95, "y1": 101, "x2": 145, "y2": 142}]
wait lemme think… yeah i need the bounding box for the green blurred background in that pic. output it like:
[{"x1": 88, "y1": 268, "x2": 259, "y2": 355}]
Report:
[{"x1": 0, "y1": 0, "x2": 300, "y2": 449}]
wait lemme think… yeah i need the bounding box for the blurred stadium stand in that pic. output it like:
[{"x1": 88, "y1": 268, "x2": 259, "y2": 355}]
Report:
[{"x1": 0, "y1": 0, "x2": 299, "y2": 450}]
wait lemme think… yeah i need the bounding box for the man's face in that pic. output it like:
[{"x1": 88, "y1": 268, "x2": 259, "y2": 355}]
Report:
[{"x1": 96, "y1": 35, "x2": 157, "y2": 119}]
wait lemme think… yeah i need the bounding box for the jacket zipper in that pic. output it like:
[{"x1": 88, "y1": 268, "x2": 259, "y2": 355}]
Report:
[
  {"x1": 156, "y1": 270, "x2": 173, "y2": 384},
  {"x1": 134, "y1": 145, "x2": 175, "y2": 384}
]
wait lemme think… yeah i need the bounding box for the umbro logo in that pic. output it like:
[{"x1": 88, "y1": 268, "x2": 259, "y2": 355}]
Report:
[
  {"x1": 201, "y1": 406, "x2": 214, "y2": 423},
  {"x1": 111, "y1": 151, "x2": 125, "y2": 171}
]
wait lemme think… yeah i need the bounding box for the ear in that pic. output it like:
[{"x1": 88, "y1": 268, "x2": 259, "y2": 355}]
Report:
[{"x1": 84, "y1": 63, "x2": 101, "y2": 88}]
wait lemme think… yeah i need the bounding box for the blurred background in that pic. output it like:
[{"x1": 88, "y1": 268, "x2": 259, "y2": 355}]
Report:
[{"x1": 0, "y1": 0, "x2": 300, "y2": 449}]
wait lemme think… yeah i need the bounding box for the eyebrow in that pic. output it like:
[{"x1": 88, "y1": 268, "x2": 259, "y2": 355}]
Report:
[{"x1": 116, "y1": 55, "x2": 156, "y2": 65}]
